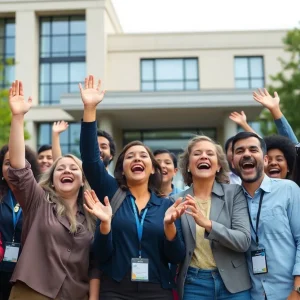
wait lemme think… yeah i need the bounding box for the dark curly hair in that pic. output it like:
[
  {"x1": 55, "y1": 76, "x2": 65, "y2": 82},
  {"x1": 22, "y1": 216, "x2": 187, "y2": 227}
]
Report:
[
  {"x1": 293, "y1": 144, "x2": 300, "y2": 186},
  {"x1": 114, "y1": 141, "x2": 163, "y2": 195},
  {"x1": 0, "y1": 144, "x2": 41, "y2": 199},
  {"x1": 97, "y1": 130, "x2": 116, "y2": 164},
  {"x1": 264, "y1": 135, "x2": 296, "y2": 179}
]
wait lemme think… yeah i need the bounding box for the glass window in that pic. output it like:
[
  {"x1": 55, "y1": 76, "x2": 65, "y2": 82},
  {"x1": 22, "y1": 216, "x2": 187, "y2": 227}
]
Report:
[
  {"x1": 234, "y1": 56, "x2": 264, "y2": 89},
  {"x1": 39, "y1": 16, "x2": 86, "y2": 105},
  {"x1": 141, "y1": 58, "x2": 199, "y2": 91},
  {"x1": 37, "y1": 123, "x2": 81, "y2": 157},
  {"x1": 0, "y1": 18, "x2": 15, "y2": 88}
]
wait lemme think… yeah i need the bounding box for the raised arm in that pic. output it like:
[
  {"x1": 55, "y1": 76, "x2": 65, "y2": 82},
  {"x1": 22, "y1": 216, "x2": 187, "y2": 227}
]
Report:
[
  {"x1": 52, "y1": 121, "x2": 69, "y2": 161},
  {"x1": 229, "y1": 111, "x2": 258, "y2": 134},
  {"x1": 253, "y1": 88, "x2": 298, "y2": 144},
  {"x1": 7, "y1": 80, "x2": 45, "y2": 213},
  {"x1": 79, "y1": 75, "x2": 117, "y2": 202}
]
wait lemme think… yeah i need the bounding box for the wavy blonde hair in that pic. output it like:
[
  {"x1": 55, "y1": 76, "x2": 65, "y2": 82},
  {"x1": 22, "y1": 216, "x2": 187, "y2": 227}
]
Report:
[
  {"x1": 39, "y1": 154, "x2": 96, "y2": 233},
  {"x1": 179, "y1": 136, "x2": 230, "y2": 186}
]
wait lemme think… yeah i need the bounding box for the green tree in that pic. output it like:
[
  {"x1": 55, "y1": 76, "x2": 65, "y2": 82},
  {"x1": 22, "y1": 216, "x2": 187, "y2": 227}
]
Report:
[
  {"x1": 260, "y1": 26, "x2": 300, "y2": 138},
  {"x1": 0, "y1": 60, "x2": 30, "y2": 147}
]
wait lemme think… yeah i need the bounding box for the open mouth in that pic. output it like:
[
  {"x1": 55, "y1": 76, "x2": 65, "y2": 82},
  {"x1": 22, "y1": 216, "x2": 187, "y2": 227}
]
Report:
[
  {"x1": 131, "y1": 164, "x2": 145, "y2": 173},
  {"x1": 268, "y1": 168, "x2": 281, "y2": 176},
  {"x1": 60, "y1": 176, "x2": 74, "y2": 184},
  {"x1": 241, "y1": 162, "x2": 255, "y2": 170},
  {"x1": 162, "y1": 170, "x2": 168, "y2": 175},
  {"x1": 197, "y1": 162, "x2": 211, "y2": 170}
]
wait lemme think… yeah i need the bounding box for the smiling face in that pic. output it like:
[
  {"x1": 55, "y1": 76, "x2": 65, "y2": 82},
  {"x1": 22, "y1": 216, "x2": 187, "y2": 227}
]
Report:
[
  {"x1": 52, "y1": 157, "x2": 83, "y2": 198},
  {"x1": 38, "y1": 149, "x2": 53, "y2": 173},
  {"x1": 97, "y1": 136, "x2": 112, "y2": 168},
  {"x1": 266, "y1": 148, "x2": 288, "y2": 179},
  {"x1": 155, "y1": 153, "x2": 177, "y2": 184},
  {"x1": 188, "y1": 141, "x2": 220, "y2": 182},
  {"x1": 232, "y1": 137, "x2": 267, "y2": 183},
  {"x1": 122, "y1": 145, "x2": 154, "y2": 186}
]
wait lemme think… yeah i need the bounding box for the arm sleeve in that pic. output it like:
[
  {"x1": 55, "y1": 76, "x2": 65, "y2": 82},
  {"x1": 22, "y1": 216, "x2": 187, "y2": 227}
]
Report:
[
  {"x1": 80, "y1": 120, "x2": 118, "y2": 202},
  {"x1": 7, "y1": 161, "x2": 45, "y2": 215},
  {"x1": 274, "y1": 115, "x2": 298, "y2": 144}
]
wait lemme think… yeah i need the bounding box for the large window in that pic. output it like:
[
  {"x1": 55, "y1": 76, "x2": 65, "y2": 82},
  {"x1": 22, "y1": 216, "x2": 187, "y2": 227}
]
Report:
[
  {"x1": 234, "y1": 56, "x2": 264, "y2": 89},
  {"x1": 0, "y1": 18, "x2": 15, "y2": 88},
  {"x1": 39, "y1": 16, "x2": 86, "y2": 105},
  {"x1": 141, "y1": 58, "x2": 199, "y2": 91},
  {"x1": 38, "y1": 123, "x2": 81, "y2": 157},
  {"x1": 123, "y1": 128, "x2": 216, "y2": 156}
]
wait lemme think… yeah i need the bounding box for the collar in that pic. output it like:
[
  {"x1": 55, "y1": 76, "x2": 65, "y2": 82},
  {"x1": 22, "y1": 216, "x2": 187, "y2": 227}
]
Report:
[
  {"x1": 212, "y1": 181, "x2": 225, "y2": 197},
  {"x1": 127, "y1": 190, "x2": 163, "y2": 206},
  {"x1": 242, "y1": 174, "x2": 272, "y2": 197}
]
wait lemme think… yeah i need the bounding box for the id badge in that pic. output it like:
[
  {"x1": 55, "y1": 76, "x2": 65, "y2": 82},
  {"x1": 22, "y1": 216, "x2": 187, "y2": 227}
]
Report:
[
  {"x1": 3, "y1": 242, "x2": 20, "y2": 263},
  {"x1": 131, "y1": 258, "x2": 149, "y2": 282},
  {"x1": 251, "y1": 248, "x2": 268, "y2": 275}
]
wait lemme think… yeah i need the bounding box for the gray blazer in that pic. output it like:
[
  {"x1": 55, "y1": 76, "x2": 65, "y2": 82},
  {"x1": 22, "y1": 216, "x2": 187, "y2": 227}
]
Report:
[{"x1": 172, "y1": 182, "x2": 251, "y2": 299}]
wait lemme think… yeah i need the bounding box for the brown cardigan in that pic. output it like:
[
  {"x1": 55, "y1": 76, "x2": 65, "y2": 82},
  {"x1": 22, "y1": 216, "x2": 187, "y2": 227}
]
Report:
[{"x1": 7, "y1": 162, "x2": 94, "y2": 299}]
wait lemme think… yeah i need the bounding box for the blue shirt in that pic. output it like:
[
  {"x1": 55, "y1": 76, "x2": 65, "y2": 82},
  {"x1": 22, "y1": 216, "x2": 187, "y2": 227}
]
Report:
[
  {"x1": 80, "y1": 121, "x2": 186, "y2": 289},
  {"x1": 242, "y1": 175, "x2": 300, "y2": 300},
  {"x1": 275, "y1": 115, "x2": 298, "y2": 144},
  {"x1": 169, "y1": 185, "x2": 183, "y2": 197}
]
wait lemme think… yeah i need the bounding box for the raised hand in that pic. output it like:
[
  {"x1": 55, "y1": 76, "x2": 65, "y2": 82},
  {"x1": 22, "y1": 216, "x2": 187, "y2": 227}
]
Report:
[
  {"x1": 164, "y1": 198, "x2": 186, "y2": 225},
  {"x1": 79, "y1": 75, "x2": 106, "y2": 108},
  {"x1": 229, "y1": 111, "x2": 247, "y2": 126},
  {"x1": 184, "y1": 194, "x2": 212, "y2": 232},
  {"x1": 253, "y1": 88, "x2": 280, "y2": 111},
  {"x1": 52, "y1": 121, "x2": 69, "y2": 134},
  {"x1": 83, "y1": 190, "x2": 112, "y2": 222},
  {"x1": 9, "y1": 80, "x2": 32, "y2": 115}
]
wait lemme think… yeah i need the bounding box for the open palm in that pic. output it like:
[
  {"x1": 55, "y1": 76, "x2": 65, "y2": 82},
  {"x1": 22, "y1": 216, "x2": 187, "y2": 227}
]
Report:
[
  {"x1": 84, "y1": 190, "x2": 112, "y2": 222},
  {"x1": 229, "y1": 111, "x2": 247, "y2": 126},
  {"x1": 253, "y1": 88, "x2": 280, "y2": 110},
  {"x1": 9, "y1": 80, "x2": 32, "y2": 115},
  {"x1": 79, "y1": 75, "x2": 105, "y2": 107},
  {"x1": 164, "y1": 198, "x2": 186, "y2": 225},
  {"x1": 52, "y1": 121, "x2": 69, "y2": 134}
]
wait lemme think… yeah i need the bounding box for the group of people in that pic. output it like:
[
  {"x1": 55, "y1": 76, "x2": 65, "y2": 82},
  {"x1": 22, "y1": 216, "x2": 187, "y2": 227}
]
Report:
[{"x1": 0, "y1": 75, "x2": 299, "y2": 300}]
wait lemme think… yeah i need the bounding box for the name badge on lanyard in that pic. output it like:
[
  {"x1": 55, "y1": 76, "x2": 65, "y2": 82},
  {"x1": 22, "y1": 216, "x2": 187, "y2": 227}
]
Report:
[
  {"x1": 3, "y1": 190, "x2": 22, "y2": 263},
  {"x1": 130, "y1": 196, "x2": 149, "y2": 282},
  {"x1": 247, "y1": 191, "x2": 268, "y2": 275}
]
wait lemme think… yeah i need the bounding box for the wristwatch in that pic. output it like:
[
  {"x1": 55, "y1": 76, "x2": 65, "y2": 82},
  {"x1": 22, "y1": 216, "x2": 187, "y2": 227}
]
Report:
[{"x1": 294, "y1": 286, "x2": 300, "y2": 294}]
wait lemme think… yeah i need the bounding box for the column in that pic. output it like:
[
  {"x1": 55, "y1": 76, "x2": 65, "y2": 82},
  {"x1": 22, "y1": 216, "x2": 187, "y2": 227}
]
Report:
[
  {"x1": 86, "y1": 7, "x2": 107, "y2": 83},
  {"x1": 223, "y1": 115, "x2": 237, "y2": 143},
  {"x1": 15, "y1": 11, "x2": 39, "y2": 104},
  {"x1": 24, "y1": 121, "x2": 37, "y2": 151}
]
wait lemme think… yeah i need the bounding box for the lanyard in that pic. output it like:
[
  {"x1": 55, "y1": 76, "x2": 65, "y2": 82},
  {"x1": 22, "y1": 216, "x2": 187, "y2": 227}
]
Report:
[
  {"x1": 130, "y1": 196, "x2": 148, "y2": 258},
  {"x1": 247, "y1": 191, "x2": 265, "y2": 246},
  {"x1": 8, "y1": 190, "x2": 22, "y2": 242}
]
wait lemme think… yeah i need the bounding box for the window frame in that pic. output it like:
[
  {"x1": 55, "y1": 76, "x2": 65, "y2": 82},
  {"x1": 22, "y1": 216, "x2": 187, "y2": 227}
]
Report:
[{"x1": 140, "y1": 57, "x2": 199, "y2": 91}]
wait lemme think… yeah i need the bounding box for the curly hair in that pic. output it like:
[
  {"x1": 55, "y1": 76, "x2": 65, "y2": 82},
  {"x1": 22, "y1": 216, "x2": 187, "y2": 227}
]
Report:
[
  {"x1": 264, "y1": 135, "x2": 296, "y2": 179},
  {"x1": 0, "y1": 144, "x2": 40, "y2": 199},
  {"x1": 39, "y1": 154, "x2": 96, "y2": 233},
  {"x1": 179, "y1": 136, "x2": 230, "y2": 186},
  {"x1": 114, "y1": 141, "x2": 163, "y2": 195},
  {"x1": 293, "y1": 145, "x2": 300, "y2": 186}
]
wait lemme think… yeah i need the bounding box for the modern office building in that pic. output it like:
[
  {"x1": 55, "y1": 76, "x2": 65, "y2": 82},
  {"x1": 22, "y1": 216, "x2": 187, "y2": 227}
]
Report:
[{"x1": 0, "y1": 0, "x2": 289, "y2": 162}]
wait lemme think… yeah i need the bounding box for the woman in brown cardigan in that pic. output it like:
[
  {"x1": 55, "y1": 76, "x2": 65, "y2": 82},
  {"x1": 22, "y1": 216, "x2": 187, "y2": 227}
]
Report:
[{"x1": 6, "y1": 80, "x2": 97, "y2": 300}]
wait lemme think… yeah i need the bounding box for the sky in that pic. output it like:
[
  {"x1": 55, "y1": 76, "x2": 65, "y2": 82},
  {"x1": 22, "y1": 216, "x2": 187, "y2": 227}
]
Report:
[{"x1": 112, "y1": 0, "x2": 300, "y2": 33}]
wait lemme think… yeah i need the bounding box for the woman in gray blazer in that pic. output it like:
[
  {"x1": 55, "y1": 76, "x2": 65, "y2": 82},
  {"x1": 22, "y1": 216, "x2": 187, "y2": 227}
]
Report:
[{"x1": 173, "y1": 136, "x2": 251, "y2": 300}]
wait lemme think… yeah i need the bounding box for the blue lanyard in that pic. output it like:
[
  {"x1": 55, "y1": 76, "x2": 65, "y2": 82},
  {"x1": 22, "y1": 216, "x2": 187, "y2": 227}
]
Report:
[
  {"x1": 130, "y1": 196, "x2": 148, "y2": 258},
  {"x1": 8, "y1": 190, "x2": 22, "y2": 232}
]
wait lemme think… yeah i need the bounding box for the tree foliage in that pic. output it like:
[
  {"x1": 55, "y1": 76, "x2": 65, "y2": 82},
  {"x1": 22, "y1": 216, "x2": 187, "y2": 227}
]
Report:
[
  {"x1": 0, "y1": 60, "x2": 30, "y2": 147},
  {"x1": 260, "y1": 26, "x2": 300, "y2": 138}
]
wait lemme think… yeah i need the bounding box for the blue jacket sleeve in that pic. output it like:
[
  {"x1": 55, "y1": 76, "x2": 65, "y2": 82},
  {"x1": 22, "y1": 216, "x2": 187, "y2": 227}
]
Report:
[
  {"x1": 93, "y1": 220, "x2": 114, "y2": 264},
  {"x1": 274, "y1": 116, "x2": 298, "y2": 144},
  {"x1": 80, "y1": 121, "x2": 118, "y2": 202},
  {"x1": 164, "y1": 218, "x2": 186, "y2": 264}
]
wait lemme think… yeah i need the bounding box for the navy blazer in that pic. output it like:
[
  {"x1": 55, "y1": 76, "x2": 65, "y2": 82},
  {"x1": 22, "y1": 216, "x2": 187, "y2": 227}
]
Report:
[{"x1": 0, "y1": 191, "x2": 23, "y2": 273}]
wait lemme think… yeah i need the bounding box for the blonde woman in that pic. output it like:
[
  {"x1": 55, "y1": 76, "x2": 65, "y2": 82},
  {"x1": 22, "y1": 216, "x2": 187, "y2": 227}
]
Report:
[
  {"x1": 173, "y1": 136, "x2": 251, "y2": 300},
  {"x1": 6, "y1": 80, "x2": 96, "y2": 300}
]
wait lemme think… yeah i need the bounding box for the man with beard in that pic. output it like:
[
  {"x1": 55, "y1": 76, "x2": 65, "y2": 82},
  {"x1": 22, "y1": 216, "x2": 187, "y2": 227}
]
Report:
[
  {"x1": 97, "y1": 130, "x2": 116, "y2": 174},
  {"x1": 231, "y1": 131, "x2": 300, "y2": 300}
]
